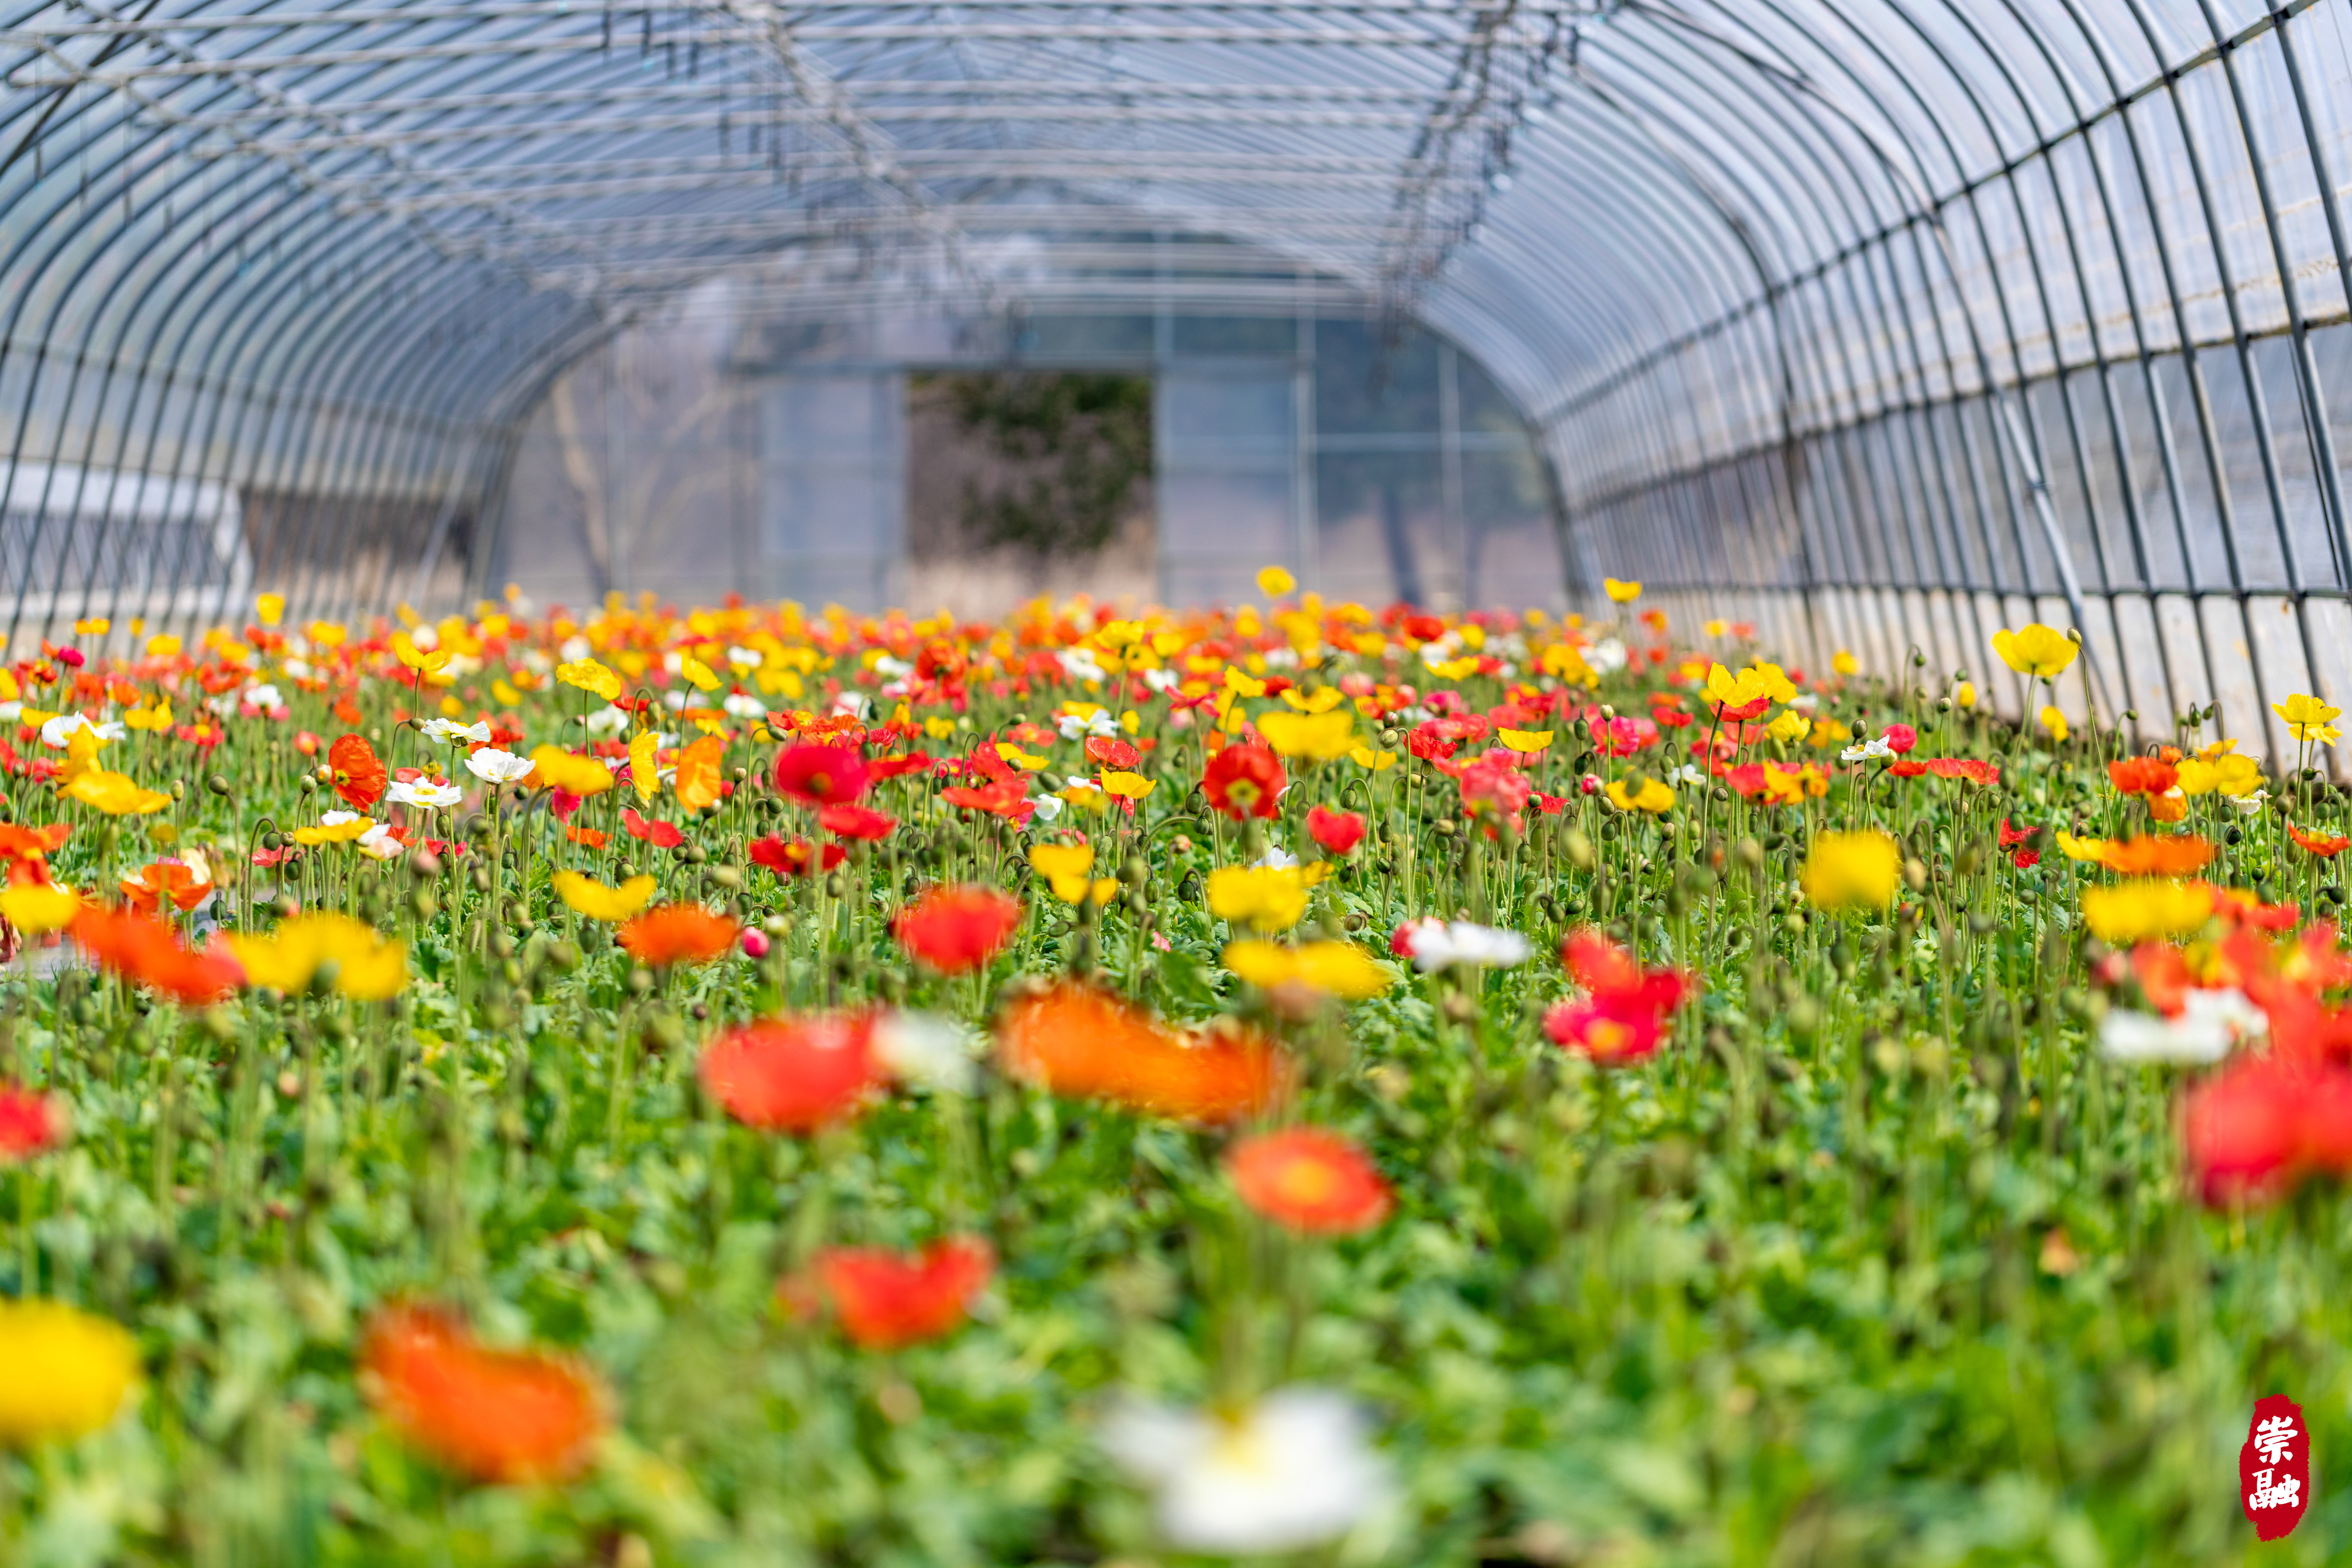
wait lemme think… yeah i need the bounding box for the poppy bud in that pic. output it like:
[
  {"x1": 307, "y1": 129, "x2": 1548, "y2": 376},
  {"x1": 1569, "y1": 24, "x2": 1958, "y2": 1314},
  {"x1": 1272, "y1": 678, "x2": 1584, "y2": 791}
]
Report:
[{"x1": 206, "y1": 774, "x2": 232, "y2": 797}]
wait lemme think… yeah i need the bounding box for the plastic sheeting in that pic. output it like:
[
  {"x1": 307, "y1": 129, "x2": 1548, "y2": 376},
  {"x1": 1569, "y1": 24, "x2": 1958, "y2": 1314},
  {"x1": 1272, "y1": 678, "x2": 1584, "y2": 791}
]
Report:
[{"x1": 0, "y1": 1, "x2": 2346, "y2": 763}]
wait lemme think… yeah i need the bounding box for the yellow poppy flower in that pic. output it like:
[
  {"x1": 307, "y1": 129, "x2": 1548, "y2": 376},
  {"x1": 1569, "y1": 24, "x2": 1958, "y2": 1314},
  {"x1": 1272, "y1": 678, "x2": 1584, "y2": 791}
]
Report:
[
  {"x1": 1603, "y1": 578, "x2": 1642, "y2": 603},
  {"x1": 254, "y1": 593, "x2": 285, "y2": 626},
  {"x1": 554, "y1": 870, "x2": 658, "y2": 922},
  {"x1": 1349, "y1": 746, "x2": 1397, "y2": 772},
  {"x1": 2176, "y1": 753, "x2": 2262, "y2": 798},
  {"x1": 995, "y1": 743, "x2": 1048, "y2": 772},
  {"x1": 63, "y1": 770, "x2": 171, "y2": 816},
  {"x1": 2054, "y1": 831, "x2": 2110, "y2": 863},
  {"x1": 227, "y1": 913, "x2": 406, "y2": 1000},
  {"x1": 1954, "y1": 680, "x2": 1976, "y2": 709},
  {"x1": 1279, "y1": 686, "x2": 1345, "y2": 714},
  {"x1": 529, "y1": 745, "x2": 615, "y2": 798},
  {"x1": 1992, "y1": 624, "x2": 2079, "y2": 679},
  {"x1": 1800, "y1": 831, "x2": 1902, "y2": 911},
  {"x1": 1222, "y1": 939, "x2": 1393, "y2": 999},
  {"x1": 1498, "y1": 728, "x2": 1554, "y2": 753},
  {"x1": 0, "y1": 1301, "x2": 137, "y2": 1447},
  {"x1": 1256, "y1": 565, "x2": 1296, "y2": 597},
  {"x1": 1256, "y1": 709, "x2": 1356, "y2": 761},
  {"x1": 122, "y1": 702, "x2": 172, "y2": 733},
  {"x1": 2039, "y1": 706, "x2": 2069, "y2": 743},
  {"x1": 0, "y1": 882, "x2": 80, "y2": 935},
  {"x1": 1029, "y1": 843, "x2": 1109, "y2": 904},
  {"x1": 2081, "y1": 880, "x2": 2214, "y2": 945},
  {"x1": 1205, "y1": 864, "x2": 1325, "y2": 933},
  {"x1": 556, "y1": 658, "x2": 623, "y2": 701},
  {"x1": 1766, "y1": 710, "x2": 1812, "y2": 745},
  {"x1": 1098, "y1": 771, "x2": 1155, "y2": 799},
  {"x1": 391, "y1": 633, "x2": 451, "y2": 676},
  {"x1": 2274, "y1": 693, "x2": 2342, "y2": 746},
  {"x1": 1605, "y1": 778, "x2": 1674, "y2": 814}
]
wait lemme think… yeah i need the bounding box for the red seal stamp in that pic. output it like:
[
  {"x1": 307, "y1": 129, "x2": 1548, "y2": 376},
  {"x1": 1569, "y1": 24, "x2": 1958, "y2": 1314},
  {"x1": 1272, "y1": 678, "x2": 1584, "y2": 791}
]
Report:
[{"x1": 2240, "y1": 1395, "x2": 2309, "y2": 1540}]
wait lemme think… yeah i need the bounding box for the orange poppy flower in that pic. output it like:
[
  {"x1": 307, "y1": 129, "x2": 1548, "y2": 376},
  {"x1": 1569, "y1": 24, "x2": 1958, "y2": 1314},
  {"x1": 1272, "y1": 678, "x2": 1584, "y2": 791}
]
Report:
[
  {"x1": 698, "y1": 1013, "x2": 885, "y2": 1133},
  {"x1": 893, "y1": 885, "x2": 1023, "y2": 973},
  {"x1": 804, "y1": 1236, "x2": 995, "y2": 1350},
  {"x1": 328, "y1": 732, "x2": 387, "y2": 810},
  {"x1": 70, "y1": 906, "x2": 241, "y2": 1005},
  {"x1": 996, "y1": 984, "x2": 1291, "y2": 1123},
  {"x1": 616, "y1": 905, "x2": 739, "y2": 967},
  {"x1": 1227, "y1": 1127, "x2": 1391, "y2": 1234},
  {"x1": 120, "y1": 859, "x2": 211, "y2": 915},
  {"x1": 2108, "y1": 756, "x2": 2178, "y2": 797},
  {"x1": 361, "y1": 1305, "x2": 603, "y2": 1484},
  {"x1": 564, "y1": 824, "x2": 609, "y2": 849},
  {"x1": 0, "y1": 823, "x2": 70, "y2": 865},
  {"x1": 2097, "y1": 834, "x2": 2214, "y2": 877},
  {"x1": 2288, "y1": 823, "x2": 2349, "y2": 859}
]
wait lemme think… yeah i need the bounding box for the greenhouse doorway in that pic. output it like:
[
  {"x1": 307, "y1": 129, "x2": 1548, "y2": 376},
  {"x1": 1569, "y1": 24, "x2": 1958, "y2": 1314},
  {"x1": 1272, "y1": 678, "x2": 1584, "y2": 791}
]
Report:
[{"x1": 903, "y1": 370, "x2": 1156, "y2": 621}]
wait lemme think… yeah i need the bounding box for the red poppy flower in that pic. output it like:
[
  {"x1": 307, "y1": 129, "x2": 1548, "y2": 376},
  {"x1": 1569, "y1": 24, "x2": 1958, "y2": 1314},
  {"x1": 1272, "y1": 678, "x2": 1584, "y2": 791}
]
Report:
[
  {"x1": 894, "y1": 886, "x2": 1023, "y2": 973},
  {"x1": 1545, "y1": 930, "x2": 1691, "y2": 1066},
  {"x1": 1202, "y1": 744, "x2": 1285, "y2": 822},
  {"x1": 1227, "y1": 1127, "x2": 1390, "y2": 1234},
  {"x1": 2109, "y1": 756, "x2": 2179, "y2": 797},
  {"x1": 866, "y1": 751, "x2": 932, "y2": 781},
  {"x1": 293, "y1": 730, "x2": 321, "y2": 757},
  {"x1": 1305, "y1": 806, "x2": 1366, "y2": 856},
  {"x1": 816, "y1": 803, "x2": 897, "y2": 841},
  {"x1": 361, "y1": 1305, "x2": 603, "y2": 1484},
  {"x1": 1925, "y1": 757, "x2": 2000, "y2": 785},
  {"x1": 1881, "y1": 723, "x2": 1917, "y2": 754},
  {"x1": 1456, "y1": 757, "x2": 1531, "y2": 820},
  {"x1": 617, "y1": 905, "x2": 739, "y2": 967},
  {"x1": 699, "y1": 1013, "x2": 884, "y2": 1133},
  {"x1": 0, "y1": 1085, "x2": 67, "y2": 1162},
  {"x1": 749, "y1": 835, "x2": 845, "y2": 877},
  {"x1": 1592, "y1": 715, "x2": 1661, "y2": 758},
  {"x1": 1084, "y1": 735, "x2": 1140, "y2": 770},
  {"x1": 940, "y1": 778, "x2": 1032, "y2": 818},
  {"x1": 328, "y1": 733, "x2": 387, "y2": 810},
  {"x1": 70, "y1": 906, "x2": 241, "y2": 1005},
  {"x1": 2185, "y1": 1058, "x2": 2316, "y2": 1205},
  {"x1": 773, "y1": 743, "x2": 870, "y2": 807},
  {"x1": 997, "y1": 984, "x2": 1291, "y2": 1122},
  {"x1": 2288, "y1": 823, "x2": 2349, "y2": 859},
  {"x1": 621, "y1": 808, "x2": 687, "y2": 848},
  {"x1": 807, "y1": 1237, "x2": 994, "y2": 1350},
  {"x1": 1888, "y1": 760, "x2": 1929, "y2": 778}
]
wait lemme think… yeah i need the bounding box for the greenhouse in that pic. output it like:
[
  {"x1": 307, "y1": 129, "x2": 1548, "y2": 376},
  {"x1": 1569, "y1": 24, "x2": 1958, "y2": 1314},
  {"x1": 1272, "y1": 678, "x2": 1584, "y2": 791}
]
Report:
[{"x1": 1, "y1": 1, "x2": 2351, "y2": 1562}]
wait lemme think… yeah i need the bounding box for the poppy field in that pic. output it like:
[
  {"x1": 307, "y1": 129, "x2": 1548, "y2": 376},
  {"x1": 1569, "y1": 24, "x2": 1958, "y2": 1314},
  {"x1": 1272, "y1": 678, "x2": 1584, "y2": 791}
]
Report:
[{"x1": 1, "y1": 573, "x2": 2350, "y2": 1565}]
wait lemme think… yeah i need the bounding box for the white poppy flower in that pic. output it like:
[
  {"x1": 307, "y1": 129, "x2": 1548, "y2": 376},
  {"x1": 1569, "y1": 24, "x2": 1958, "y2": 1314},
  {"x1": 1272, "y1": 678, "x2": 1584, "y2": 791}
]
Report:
[
  {"x1": 1841, "y1": 737, "x2": 1894, "y2": 763},
  {"x1": 1057, "y1": 708, "x2": 1118, "y2": 741},
  {"x1": 242, "y1": 683, "x2": 284, "y2": 709},
  {"x1": 2099, "y1": 988, "x2": 2268, "y2": 1066},
  {"x1": 281, "y1": 656, "x2": 314, "y2": 680},
  {"x1": 722, "y1": 692, "x2": 766, "y2": 720},
  {"x1": 869, "y1": 1010, "x2": 980, "y2": 1095},
  {"x1": 1101, "y1": 1387, "x2": 1389, "y2": 1556},
  {"x1": 463, "y1": 747, "x2": 535, "y2": 784},
  {"x1": 39, "y1": 713, "x2": 108, "y2": 747},
  {"x1": 1392, "y1": 917, "x2": 1530, "y2": 972},
  {"x1": 422, "y1": 717, "x2": 492, "y2": 745},
  {"x1": 582, "y1": 705, "x2": 631, "y2": 736},
  {"x1": 317, "y1": 809, "x2": 365, "y2": 828},
  {"x1": 1029, "y1": 796, "x2": 1065, "y2": 824},
  {"x1": 726, "y1": 645, "x2": 763, "y2": 670},
  {"x1": 1142, "y1": 668, "x2": 1182, "y2": 695},
  {"x1": 355, "y1": 823, "x2": 405, "y2": 861},
  {"x1": 2230, "y1": 789, "x2": 2269, "y2": 814},
  {"x1": 1251, "y1": 845, "x2": 1299, "y2": 870},
  {"x1": 833, "y1": 692, "x2": 872, "y2": 720},
  {"x1": 387, "y1": 777, "x2": 462, "y2": 809},
  {"x1": 0, "y1": 702, "x2": 20, "y2": 722},
  {"x1": 559, "y1": 635, "x2": 591, "y2": 663},
  {"x1": 1057, "y1": 648, "x2": 1108, "y2": 684},
  {"x1": 405, "y1": 625, "x2": 439, "y2": 651},
  {"x1": 1586, "y1": 638, "x2": 1629, "y2": 674},
  {"x1": 873, "y1": 654, "x2": 914, "y2": 680}
]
